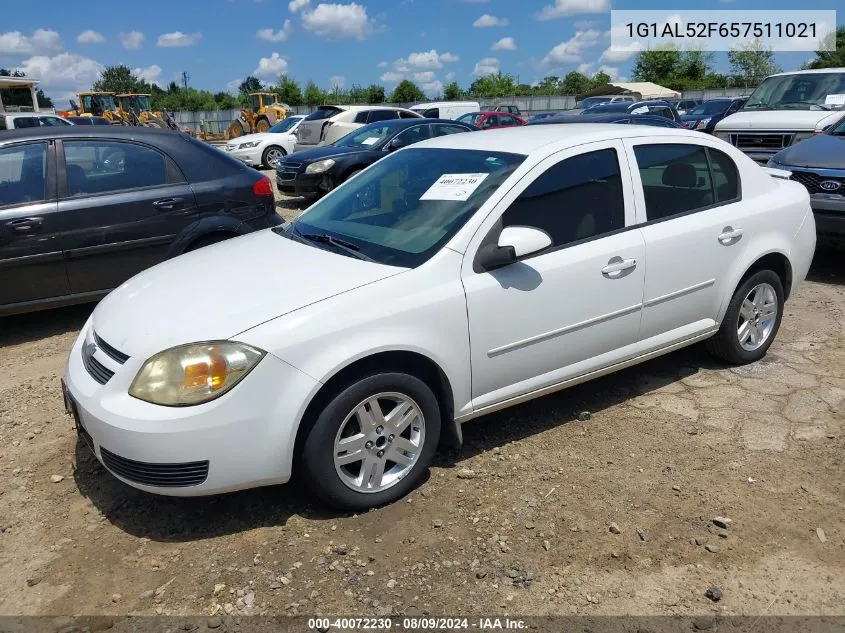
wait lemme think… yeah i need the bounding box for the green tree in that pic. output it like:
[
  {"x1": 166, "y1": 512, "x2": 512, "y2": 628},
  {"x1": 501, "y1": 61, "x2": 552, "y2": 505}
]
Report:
[
  {"x1": 303, "y1": 81, "x2": 326, "y2": 106},
  {"x1": 560, "y1": 71, "x2": 590, "y2": 95},
  {"x1": 389, "y1": 79, "x2": 425, "y2": 103},
  {"x1": 443, "y1": 81, "x2": 463, "y2": 100},
  {"x1": 806, "y1": 26, "x2": 845, "y2": 69},
  {"x1": 238, "y1": 76, "x2": 263, "y2": 95},
  {"x1": 93, "y1": 64, "x2": 145, "y2": 94},
  {"x1": 213, "y1": 91, "x2": 238, "y2": 109},
  {"x1": 469, "y1": 72, "x2": 516, "y2": 98},
  {"x1": 366, "y1": 84, "x2": 386, "y2": 103},
  {"x1": 632, "y1": 47, "x2": 683, "y2": 83},
  {"x1": 728, "y1": 39, "x2": 780, "y2": 86},
  {"x1": 274, "y1": 75, "x2": 303, "y2": 106},
  {"x1": 589, "y1": 71, "x2": 612, "y2": 90},
  {"x1": 0, "y1": 68, "x2": 53, "y2": 107}
]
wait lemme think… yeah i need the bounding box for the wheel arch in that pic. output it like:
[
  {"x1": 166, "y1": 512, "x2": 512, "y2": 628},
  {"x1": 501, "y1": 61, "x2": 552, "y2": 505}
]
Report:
[
  {"x1": 719, "y1": 248, "x2": 793, "y2": 324},
  {"x1": 292, "y1": 349, "x2": 461, "y2": 472},
  {"x1": 167, "y1": 216, "x2": 252, "y2": 256}
]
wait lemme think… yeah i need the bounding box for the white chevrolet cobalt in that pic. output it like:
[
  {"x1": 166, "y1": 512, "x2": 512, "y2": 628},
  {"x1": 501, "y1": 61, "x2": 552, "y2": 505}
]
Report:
[{"x1": 63, "y1": 125, "x2": 816, "y2": 509}]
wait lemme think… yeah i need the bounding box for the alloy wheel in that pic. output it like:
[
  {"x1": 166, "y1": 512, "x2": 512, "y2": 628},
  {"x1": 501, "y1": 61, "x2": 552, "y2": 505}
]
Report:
[{"x1": 736, "y1": 282, "x2": 778, "y2": 351}]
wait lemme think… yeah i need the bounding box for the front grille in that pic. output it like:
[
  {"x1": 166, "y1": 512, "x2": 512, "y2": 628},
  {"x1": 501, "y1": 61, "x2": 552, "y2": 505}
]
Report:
[
  {"x1": 81, "y1": 348, "x2": 114, "y2": 385},
  {"x1": 94, "y1": 333, "x2": 129, "y2": 364},
  {"x1": 100, "y1": 447, "x2": 209, "y2": 487},
  {"x1": 789, "y1": 170, "x2": 845, "y2": 196},
  {"x1": 277, "y1": 161, "x2": 302, "y2": 170},
  {"x1": 277, "y1": 172, "x2": 297, "y2": 181},
  {"x1": 730, "y1": 133, "x2": 794, "y2": 151}
]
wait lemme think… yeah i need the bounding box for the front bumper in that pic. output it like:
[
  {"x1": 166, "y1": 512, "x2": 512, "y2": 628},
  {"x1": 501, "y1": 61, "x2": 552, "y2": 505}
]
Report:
[
  {"x1": 275, "y1": 169, "x2": 333, "y2": 196},
  {"x1": 810, "y1": 195, "x2": 845, "y2": 235},
  {"x1": 64, "y1": 323, "x2": 319, "y2": 496},
  {"x1": 223, "y1": 145, "x2": 262, "y2": 167}
]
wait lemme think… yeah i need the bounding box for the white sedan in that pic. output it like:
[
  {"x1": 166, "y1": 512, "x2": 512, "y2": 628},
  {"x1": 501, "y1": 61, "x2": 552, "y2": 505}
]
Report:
[
  {"x1": 223, "y1": 115, "x2": 305, "y2": 169},
  {"x1": 63, "y1": 125, "x2": 816, "y2": 509}
]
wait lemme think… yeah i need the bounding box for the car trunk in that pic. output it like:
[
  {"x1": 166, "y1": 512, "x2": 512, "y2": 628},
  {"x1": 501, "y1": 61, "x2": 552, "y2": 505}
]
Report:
[{"x1": 295, "y1": 106, "x2": 345, "y2": 149}]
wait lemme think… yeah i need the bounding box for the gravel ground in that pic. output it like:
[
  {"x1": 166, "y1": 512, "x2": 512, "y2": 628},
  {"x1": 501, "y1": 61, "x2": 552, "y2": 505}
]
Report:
[{"x1": 0, "y1": 179, "x2": 843, "y2": 618}]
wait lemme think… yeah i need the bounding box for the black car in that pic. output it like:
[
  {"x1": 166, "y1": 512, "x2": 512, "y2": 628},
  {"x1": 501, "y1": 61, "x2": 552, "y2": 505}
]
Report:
[
  {"x1": 66, "y1": 116, "x2": 113, "y2": 126},
  {"x1": 768, "y1": 114, "x2": 845, "y2": 236},
  {"x1": 527, "y1": 111, "x2": 560, "y2": 122},
  {"x1": 276, "y1": 118, "x2": 476, "y2": 197},
  {"x1": 680, "y1": 98, "x2": 747, "y2": 133},
  {"x1": 581, "y1": 100, "x2": 683, "y2": 124},
  {"x1": 0, "y1": 126, "x2": 281, "y2": 316},
  {"x1": 528, "y1": 112, "x2": 683, "y2": 128}
]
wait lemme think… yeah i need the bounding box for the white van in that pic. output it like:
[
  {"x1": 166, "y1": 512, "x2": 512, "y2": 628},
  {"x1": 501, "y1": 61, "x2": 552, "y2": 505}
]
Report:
[{"x1": 410, "y1": 101, "x2": 480, "y2": 120}]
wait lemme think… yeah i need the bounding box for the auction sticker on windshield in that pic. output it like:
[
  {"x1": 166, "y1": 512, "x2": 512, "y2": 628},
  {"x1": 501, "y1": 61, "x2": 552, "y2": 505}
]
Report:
[
  {"x1": 420, "y1": 173, "x2": 489, "y2": 201},
  {"x1": 360, "y1": 137, "x2": 380, "y2": 146},
  {"x1": 824, "y1": 94, "x2": 845, "y2": 107}
]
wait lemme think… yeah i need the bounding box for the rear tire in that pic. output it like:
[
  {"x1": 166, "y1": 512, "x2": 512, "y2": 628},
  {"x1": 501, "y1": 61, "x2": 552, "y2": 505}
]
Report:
[
  {"x1": 301, "y1": 371, "x2": 441, "y2": 510},
  {"x1": 706, "y1": 270, "x2": 783, "y2": 364},
  {"x1": 262, "y1": 145, "x2": 286, "y2": 169}
]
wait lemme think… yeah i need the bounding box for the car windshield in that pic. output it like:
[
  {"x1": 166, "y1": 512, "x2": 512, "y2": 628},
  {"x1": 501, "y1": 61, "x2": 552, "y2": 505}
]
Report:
[
  {"x1": 578, "y1": 97, "x2": 612, "y2": 108},
  {"x1": 457, "y1": 113, "x2": 484, "y2": 125},
  {"x1": 284, "y1": 148, "x2": 525, "y2": 268},
  {"x1": 334, "y1": 124, "x2": 395, "y2": 148},
  {"x1": 269, "y1": 117, "x2": 301, "y2": 133},
  {"x1": 581, "y1": 103, "x2": 627, "y2": 114},
  {"x1": 831, "y1": 115, "x2": 845, "y2": 135},
  {"x1": 743, "y1": 73, "x2": 845, "y2": 111},
  {"x1": 688, "y1": 101, "x2": 731, "y2": 116}
]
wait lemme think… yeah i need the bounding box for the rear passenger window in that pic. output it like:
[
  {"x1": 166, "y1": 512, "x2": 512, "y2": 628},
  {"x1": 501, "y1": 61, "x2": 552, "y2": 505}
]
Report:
[
  {"x1": 433, "y1": 124, "x2": 470, "y2": 136},
  {"x1": 368, "y1": 110, "x2": 398, "y2": 123},
  {"x1": 423, "y1": 108, "x2": 439, "y2": 118},
  {"x1": 0, "y1": 142, "x2": 48, "y2": 207},
  {"x1": 354, "y1": 111, "x2": 370, "y2": 124},
  {"x1": 502, "y1": 148, "x2": 625, "y2": 250},
  {"x1": 634, "y1": 144, "x2": 740, "y2": 221},
  {"x1": 63, "y1": 141, "x2": 167, "y2": 197}
]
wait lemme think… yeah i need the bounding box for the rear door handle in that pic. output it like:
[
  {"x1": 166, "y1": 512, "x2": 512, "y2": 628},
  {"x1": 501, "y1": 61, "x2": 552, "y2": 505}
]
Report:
[
  {"x1": 6, "y1": 217, "x2": 44, "y2": 233},
  {"x1": 718, "y1": 226, "x2": 743, "y2": 244},
  {"x1": 152, "y1": 197, "x2": 184, "y2": 210},
  {"x1": 601, "y1": 256, "x2": 637, "y2": 278}
]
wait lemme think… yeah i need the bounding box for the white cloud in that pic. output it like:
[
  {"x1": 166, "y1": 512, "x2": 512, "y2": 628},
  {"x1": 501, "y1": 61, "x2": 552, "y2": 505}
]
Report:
[
  {"x1": 473, "y1": 14, "x2": 509, "y2": 27},
  {"x1": 439, "y1": 51, "x2": 459, "y2": 62},
  {"x1": 599, "y1": 42, "x2": 642, "y2": 63},
  {"x1": 20, "y1": 53, "x2": 102, "y2": 97},
  {"x1": 542, "y1": 29, "x2": 602, "y2": 64},
  {"x1": 413, "y1": 71, "x2": 436, "y2": 82},
  {"x1": 492, "y1": 36, "x2": 516, "y2": 51},
  {"x1": 156, "y1": 31, "x2": 202, "y2": 47},
  {"x1": 597, "y1": 64, "x2": 620, "y2": 80},
  {"x1": 380, "y1": 71, "x2": 404, "y2": 83},
  {"x1": 377, "y1": 60, "x2": 388, "y2": 68},
  {"x1": 254, "y1": 52, "x2": 289, "y2": 79},
  {"x1": 473, "y1": 57, "x2": 500, "y2": 76},
  {"x1": 119, "y1": 31, "x2": 145, "y2": 49},
  {"x1": 577, "y1": 63, "x2": 593, "y2": 74},
  {"x1": 445, "y1": 71, "x2": 456, "y2": 81},
  {"x1": 301, "y1": 3, "x2": 374, "y2": 40},
  {"x1": 257, "y1": 19, "x2": 293, "y2": 42},
  {"x1": 76, "y1": 30, "x2": 105, "y2": 44},
  {"x1": 289, "y1": 0, "x2": 310, "y2": 10},
  {"x1": 537, "y1": 0, "x2": 610, "y2": 20},
  {"x1": 0, "y1": 29, "x2": 62, "y2": 55},
  {"x1": 329, "y1": 75, "x2": 345, "y2": 89},
  {"x1": 134, "y1": 64, "x2": 162, "y2": 85},
  {"x1": 393, "y1": 49, "x2": 459, "y2": 72},
  {"x1": 226, "y1": 78, "x2": 242, "y2": 94},
  {"x1": 422, "y1": 79, "x2": 443, "y2": 96}
]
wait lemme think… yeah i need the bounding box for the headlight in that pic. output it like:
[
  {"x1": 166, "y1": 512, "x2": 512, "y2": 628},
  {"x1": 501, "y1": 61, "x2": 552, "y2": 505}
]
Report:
[
  {"x1": 305, "y1": 159, "x2": 335, "y2": 174},
  {"x1": 791, "y1": 132, "x2": 813, "y2": 144},
  {"x1": 129, "y1": 341, "x2": 265, "y2": 406},
  {"x1": 695, "y1": 118, "x2": 711, "y2": 129},
  {"x1": 239, "y1": 141, "x2": 261, "y2": 149}
]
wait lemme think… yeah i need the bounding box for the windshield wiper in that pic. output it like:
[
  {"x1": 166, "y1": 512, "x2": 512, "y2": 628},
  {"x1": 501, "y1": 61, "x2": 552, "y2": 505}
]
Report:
[{"x1": 300, "y1": 232, "x2": 376, "y2": 262}]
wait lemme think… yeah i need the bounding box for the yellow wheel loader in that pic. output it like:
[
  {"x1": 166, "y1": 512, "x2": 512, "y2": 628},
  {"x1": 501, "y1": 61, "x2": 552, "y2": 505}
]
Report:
[
  {"x1": 116, "y1": 94, "x2": 179, "y2": 130},
  {"x1": 227, "y1": 92, "x2": 289, "y2": 138},
  {"x1": 65, "y1": 92, "x2": 126, "y2": 124}
]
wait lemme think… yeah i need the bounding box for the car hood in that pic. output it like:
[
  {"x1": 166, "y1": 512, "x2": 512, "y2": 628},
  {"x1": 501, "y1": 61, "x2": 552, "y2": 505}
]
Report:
[
  {"x1": 772, "y1": 133, "x2": 845, "y2": 169},
  {"x1": 228, "y1": 132, "x2": 292, "y2": 145},
  {"x1": 681, "y1": 113, "x2": 717, "y2": 122},
  {"x1": 287, "y1": 145, "x2": 376, "y2": 163},
  {"x1": 92, "y1": 229, "x2": 403, "y2": 358},
  {"x1": 715, "y1": 110, "x2": 841, "y2": 131}
]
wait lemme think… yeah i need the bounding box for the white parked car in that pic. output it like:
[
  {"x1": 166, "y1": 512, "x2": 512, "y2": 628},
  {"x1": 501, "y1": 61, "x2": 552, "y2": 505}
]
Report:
[
  {"x1": 63, "y1": 125, "x2": 816, "y2": 509},
  {"x1": 294, "y1": 105, "x2": 422, "y2": 151},
  {"x1": 410, "y1": 101, "x2": 480, "y2": 120},
  {"x1": 222, "y1": 115, "x2": 305, "y2": 169},
  {"x1": 0, "y1": 112, "x2": 74, "y2": 130},
  {"x1": 714, "y1": 68, "x2": 845, "y2": 164}
]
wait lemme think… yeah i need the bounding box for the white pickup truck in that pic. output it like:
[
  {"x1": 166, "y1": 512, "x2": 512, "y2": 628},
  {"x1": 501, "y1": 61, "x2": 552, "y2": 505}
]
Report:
[{"x1": 714, "y1": 68, "x2": 845, "y2": 164}]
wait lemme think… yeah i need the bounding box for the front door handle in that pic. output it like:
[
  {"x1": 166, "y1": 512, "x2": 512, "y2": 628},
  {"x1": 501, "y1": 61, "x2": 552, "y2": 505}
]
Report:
[
  {"x1": 601, "y1": 256, "x2": 637, "y2": 278},
  {"x1": 152, "y1": 197, "x2": 184, "y2": 210},
  {"x1": 718, "y1": 226, "x2": 743, "y2": 244},
  {"x1": 6, "y1": 217, "x2": 44, "y2": 233}
]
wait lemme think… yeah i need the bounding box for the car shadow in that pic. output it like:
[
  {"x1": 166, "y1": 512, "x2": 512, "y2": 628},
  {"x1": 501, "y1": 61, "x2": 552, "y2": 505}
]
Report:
[
  {"x1": 807, "y1": 241, "x2": 845, "y2": 286},
  {"x1": 0, "y1": 303, "x2": 93, "y2": 347},
  {"x1": 275, "y1": 197, "x2": 312, "y2": 211},
  {"x1": 74, "y1": 343, "x2": 729, "y2": 542}
]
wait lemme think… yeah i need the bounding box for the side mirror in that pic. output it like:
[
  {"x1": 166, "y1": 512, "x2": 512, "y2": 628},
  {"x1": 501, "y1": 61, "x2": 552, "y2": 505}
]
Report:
[
  {"x1": 388, "y1": 137, "x2": 405, "y2": 152},
  {"x1": 476, "y1": 226, "x2": 552, "y2": 271}
]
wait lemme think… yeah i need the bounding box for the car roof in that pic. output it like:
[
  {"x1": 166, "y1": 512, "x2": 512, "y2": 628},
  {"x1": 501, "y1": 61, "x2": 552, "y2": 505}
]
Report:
[
  {"x1": 0, "y1": 126, "x2": 186, "y2": 143},
  {"x1": 358, "y1": 118, "x2": 472, "y2": 130},
  {"x1": 412, "y1": 123, "x2": 696, "y2": 155},
  {"x1": 531, "y1": 113, "x2": 674, "y2": 125},
  {"x1": 768, "y1": 67, "x2": 845, "y2": 77},
  {"x1": 1, "y1": 111, "x2": 63, "y2": 117}
]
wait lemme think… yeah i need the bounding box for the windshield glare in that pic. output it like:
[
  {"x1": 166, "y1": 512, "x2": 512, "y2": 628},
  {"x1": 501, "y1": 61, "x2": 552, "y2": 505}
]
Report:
[
  {"x1": 269, "y1": 117, "x2": 301, "y2": 133},
  {"x1": 457, "y1": 113, "x2": 483, "y2": 125},
  {"x1": 689, "y1": 101, "x2": 730, "y2": 116},
  {"x1": 288, "y1": 148, "x2": 525, "y2": 267},
  {"x1": 743, "y1": 73, "x2": 845, "y2": 111},
  {"x1": 335, "y1": 124, "x2": 394, "y2": 147}
]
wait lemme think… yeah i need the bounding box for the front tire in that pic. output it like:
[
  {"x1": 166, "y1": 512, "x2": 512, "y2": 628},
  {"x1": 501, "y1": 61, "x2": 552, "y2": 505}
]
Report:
[
  {"x1": 706, "y1": 270, "x2": 784, "y2": 364},
  {"x1": 301, "y1": 372, "x2": 441, "y2": 510},
  {"x1": 262, "y1": 145, "x2": 285, "y2": 169}
]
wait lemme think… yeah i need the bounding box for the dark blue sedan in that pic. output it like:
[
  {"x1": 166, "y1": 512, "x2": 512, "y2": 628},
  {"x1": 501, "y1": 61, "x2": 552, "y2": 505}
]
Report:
[
  {"x1": 527, "y1": 112, "x2": 684, "y2": 128},
  {"x1": 681, "y1": 98, "x2": 747, "y2": 133}
]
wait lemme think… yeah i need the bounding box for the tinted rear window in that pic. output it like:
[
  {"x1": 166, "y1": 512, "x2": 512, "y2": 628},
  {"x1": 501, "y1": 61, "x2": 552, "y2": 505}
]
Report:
[{"x1": 305, "y1": 106, "x2": 343, "y2": 121}]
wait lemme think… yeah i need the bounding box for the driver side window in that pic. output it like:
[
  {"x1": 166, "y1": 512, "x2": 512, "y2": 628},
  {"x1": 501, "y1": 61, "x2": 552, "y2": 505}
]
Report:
[{"x1": 394, "y1": 125, "x2": 431, "y2": 147}]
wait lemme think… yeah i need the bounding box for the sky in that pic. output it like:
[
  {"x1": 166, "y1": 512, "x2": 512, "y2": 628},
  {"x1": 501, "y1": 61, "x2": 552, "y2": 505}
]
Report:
[{"x1": 1, "y1": 0, "x2": 839, "y2": 105}]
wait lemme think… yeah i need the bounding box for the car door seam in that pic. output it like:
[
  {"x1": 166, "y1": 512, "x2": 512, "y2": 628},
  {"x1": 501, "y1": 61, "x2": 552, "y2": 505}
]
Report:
[{"x1": 643, "y1": 278, "x2": 717, "y2": 308}]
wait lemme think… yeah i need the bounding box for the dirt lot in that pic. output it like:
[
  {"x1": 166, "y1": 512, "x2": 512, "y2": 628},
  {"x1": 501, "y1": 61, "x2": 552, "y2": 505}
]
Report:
[{"x1": 0, "y1": 185, "x2": 843, "y2": 618}]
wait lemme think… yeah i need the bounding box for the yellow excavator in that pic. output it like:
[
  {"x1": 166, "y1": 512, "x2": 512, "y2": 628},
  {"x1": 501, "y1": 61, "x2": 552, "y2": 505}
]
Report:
[
  {"x1": 62, "y1": 92, "x2": 126, "y2": 124},
  {"x1": 116, "y1": 93, "x2": 179, "y2": 129},
  {"x1": 227, "y1": 92, "x2": 289, "y2": 137}
]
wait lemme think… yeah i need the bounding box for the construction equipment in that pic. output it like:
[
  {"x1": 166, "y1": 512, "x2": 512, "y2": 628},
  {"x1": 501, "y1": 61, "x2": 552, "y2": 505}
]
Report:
[
  {"x1": 116, "y1": 94, "x2": 179, "y2": 130},
  {"x1": 61, "y1": 92, "x2": 125, "y2": 124},
  {"x1": 227, "y1": 93, "x2": 289, "y2": 138}
]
